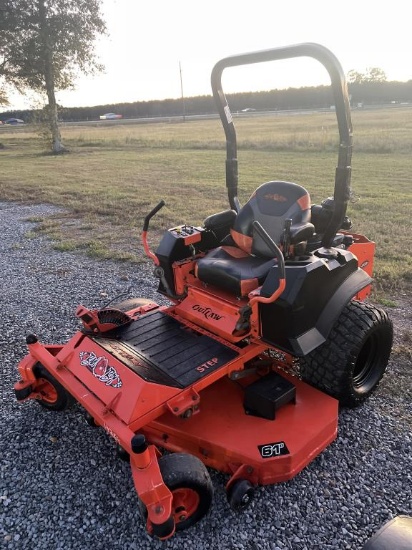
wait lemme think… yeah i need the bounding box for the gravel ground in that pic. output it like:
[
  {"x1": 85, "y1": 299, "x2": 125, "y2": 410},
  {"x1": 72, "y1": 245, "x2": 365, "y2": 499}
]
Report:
[{"x1": 1, "y1": 202, "x2": 411, "y2": 550}]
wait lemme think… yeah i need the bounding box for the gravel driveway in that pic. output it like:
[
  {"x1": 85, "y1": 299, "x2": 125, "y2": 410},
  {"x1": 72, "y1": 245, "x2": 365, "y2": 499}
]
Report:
[{"x1": 1, "y1": 202, "x2": 411, "y2": 550}]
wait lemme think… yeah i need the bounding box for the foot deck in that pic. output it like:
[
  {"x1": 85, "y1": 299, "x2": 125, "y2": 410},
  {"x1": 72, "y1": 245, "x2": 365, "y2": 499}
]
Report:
[{"x1": 94, "y1": 311, "x2": 239, "y2": 388}]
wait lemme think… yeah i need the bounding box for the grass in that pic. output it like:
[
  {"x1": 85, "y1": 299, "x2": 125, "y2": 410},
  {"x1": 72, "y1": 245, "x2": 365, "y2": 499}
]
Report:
[{"x1": 0, "y1": 106, "x2": 411, "y2": 294}]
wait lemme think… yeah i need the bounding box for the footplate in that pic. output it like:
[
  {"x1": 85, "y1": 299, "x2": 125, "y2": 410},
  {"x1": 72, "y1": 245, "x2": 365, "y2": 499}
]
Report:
[{"x1": 94, "y1": 311, "x2": 239, "y2": 389}]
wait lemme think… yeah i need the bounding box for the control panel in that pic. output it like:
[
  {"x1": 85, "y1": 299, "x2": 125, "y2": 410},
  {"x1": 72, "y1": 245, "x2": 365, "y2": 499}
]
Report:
[{"x1": 169, "y1": 225, "x2": 204, "y2": 246}]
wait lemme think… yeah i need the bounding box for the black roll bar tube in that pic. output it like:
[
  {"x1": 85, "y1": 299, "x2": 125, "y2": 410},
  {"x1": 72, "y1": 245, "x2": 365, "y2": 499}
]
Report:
[{"x1": 211, "y1": 43, "x2": 353, "y2": 248}]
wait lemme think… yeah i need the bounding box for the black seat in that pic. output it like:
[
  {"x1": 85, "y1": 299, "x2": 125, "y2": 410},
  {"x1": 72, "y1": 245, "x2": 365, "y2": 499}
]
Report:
[{"x1": 196, "y1": 181, "x2": 314, "y2": 296}]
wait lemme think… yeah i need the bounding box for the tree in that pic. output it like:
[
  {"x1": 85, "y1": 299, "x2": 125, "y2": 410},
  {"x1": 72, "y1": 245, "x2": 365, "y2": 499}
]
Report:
[
  {"x1": 0, "y1": 0, "x2": 107, "y2": 152},
  {"x1": 366, "y1": 67, "x2": 387, "y2": 83},
  {"x1": 347, "y1": 67, "x2": 387, "y2": 84},
  {"x1": 0, "y1": 4, "x2": 9, "y2": 106},
  {"x1": 0, "y1": 82, "x2": 9, "y2": 105}
]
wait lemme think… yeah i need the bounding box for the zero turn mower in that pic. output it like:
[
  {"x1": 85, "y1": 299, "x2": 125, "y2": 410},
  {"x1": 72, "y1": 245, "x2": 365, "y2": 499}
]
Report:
[{"x1": 14, "y1": 43, "x2": 393, "y2": 540}]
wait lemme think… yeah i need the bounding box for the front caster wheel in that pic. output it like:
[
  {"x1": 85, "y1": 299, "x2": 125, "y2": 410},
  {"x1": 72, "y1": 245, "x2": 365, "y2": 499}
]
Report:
[
  {"x1": 33, "y1": 364, "x2": 74, "y2": 411},
  {"x1": 139, "y1": 453, "x2": 213, "y2": 534},
  {"x1": 227, "y1": 479, "x2": 255, "y2": 511}
]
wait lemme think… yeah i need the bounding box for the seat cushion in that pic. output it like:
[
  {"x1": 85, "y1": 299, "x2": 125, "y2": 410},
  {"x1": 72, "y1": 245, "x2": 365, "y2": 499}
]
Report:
[
  {"x1": 196, "y1": 246, "x2": 275, "y2": 296},
  {"x1": 232, "y1": 181, "x2": 312, "y2": 258}
]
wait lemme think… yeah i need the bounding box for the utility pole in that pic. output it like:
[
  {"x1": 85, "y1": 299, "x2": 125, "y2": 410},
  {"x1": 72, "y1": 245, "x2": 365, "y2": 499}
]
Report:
[{"x1": 179, "y1": 61, "x2": 186, "y2": 122}]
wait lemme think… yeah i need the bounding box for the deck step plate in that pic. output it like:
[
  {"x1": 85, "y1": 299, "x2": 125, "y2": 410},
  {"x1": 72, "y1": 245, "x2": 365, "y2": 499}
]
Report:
[{"x1": 93, "y1": 311, "x2": 239, "y2": 388}]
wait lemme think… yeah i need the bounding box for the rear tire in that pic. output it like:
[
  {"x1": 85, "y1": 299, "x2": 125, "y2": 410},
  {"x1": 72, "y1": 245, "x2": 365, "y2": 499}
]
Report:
[{"x1": 300, "y1": 300, "x2": 393, "y2": 407}]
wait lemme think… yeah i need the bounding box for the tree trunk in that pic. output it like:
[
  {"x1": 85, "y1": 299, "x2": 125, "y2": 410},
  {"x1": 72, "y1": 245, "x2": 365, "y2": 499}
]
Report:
[
  {"x1": 38, "y1": 0, "x2": 66, "y2": 154},
  {"x1": 44, "y1": 74, "x2": 66, "y2": 154}
]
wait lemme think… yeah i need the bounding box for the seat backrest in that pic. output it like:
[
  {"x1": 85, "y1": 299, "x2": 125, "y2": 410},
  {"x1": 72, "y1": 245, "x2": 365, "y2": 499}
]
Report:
[{"x1": 230, "y1": 181, "x2": 311, "y2": 258}]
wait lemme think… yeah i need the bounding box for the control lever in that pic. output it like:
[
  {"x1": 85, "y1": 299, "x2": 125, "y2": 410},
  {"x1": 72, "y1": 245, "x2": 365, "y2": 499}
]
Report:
[
  {"x1": 143, "y1": 200, "x2": 165, "y2": 232},
  {"x1": 142, "y1": 200, "x2": 165, "y2": 265},
  {"x1": 282, "y1": 218, "x2": 292, "y2": 259},
  {"x1": 249, "y1": 221, "x2": 286, "y2": 306}
]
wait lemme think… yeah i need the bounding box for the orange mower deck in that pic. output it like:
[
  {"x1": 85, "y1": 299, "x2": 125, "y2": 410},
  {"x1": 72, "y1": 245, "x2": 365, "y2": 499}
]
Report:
[
  {"x1": 14, "y1": 302, "x2": 337, "y2": 537},
  {"x1": 145, "y1": 372, "x2": 338, "y2": 486}
]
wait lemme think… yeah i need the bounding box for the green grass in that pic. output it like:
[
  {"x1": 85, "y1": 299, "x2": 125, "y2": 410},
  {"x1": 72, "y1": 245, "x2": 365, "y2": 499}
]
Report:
[{"x1": 0, "y1": 107, "x2": 411, "y2": 294}]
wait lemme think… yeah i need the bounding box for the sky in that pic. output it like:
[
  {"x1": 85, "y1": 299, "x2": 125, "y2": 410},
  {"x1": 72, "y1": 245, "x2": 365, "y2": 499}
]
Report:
[{"x1": 5, "y1": 0, "x2": 412, "y2": 110}]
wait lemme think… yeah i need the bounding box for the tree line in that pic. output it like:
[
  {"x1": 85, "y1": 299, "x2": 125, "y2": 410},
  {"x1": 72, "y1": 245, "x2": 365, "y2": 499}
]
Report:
[{"x1": 2, "y1": 80, "x2": 411, "y2": 123}]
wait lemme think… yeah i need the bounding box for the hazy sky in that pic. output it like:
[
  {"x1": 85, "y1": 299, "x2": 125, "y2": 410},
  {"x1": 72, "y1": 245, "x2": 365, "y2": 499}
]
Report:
[{"x1": 6, "y1": 0, "x2": 412, "y2": 110}]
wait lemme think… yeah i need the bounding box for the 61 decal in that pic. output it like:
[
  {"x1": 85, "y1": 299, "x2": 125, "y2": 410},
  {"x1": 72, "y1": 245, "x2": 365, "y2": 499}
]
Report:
[{"x1": 258, "y1": 441, "x2": 290, "y2": 458}]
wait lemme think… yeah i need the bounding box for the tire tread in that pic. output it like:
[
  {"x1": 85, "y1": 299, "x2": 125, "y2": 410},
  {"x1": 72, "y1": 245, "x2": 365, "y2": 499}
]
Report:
[{"x1": 300, "y1": 300, "x2": 393, "y2": 407}]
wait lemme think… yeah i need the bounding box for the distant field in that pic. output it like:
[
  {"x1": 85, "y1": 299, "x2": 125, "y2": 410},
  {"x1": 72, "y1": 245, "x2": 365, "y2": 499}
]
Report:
[{"x1": 0, "y1": 107, "x2": 411, "y2": 295}]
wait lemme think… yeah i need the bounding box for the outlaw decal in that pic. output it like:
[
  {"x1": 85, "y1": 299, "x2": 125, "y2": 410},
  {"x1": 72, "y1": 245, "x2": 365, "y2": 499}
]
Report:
[
  {"x1": 79, "y1": 351, "x2": 122, "y2": 388},
  {"x1": 192, "y1": 304, "x2": 224, "y2": 321}
]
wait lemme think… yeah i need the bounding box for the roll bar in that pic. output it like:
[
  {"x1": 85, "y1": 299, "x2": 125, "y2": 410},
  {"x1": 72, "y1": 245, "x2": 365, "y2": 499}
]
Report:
[{"x1": 211, "y1": 43, "x2": 353, "y2": 248}]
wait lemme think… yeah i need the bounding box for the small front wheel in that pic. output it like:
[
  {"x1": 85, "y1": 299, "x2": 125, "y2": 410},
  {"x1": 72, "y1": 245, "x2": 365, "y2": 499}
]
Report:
[
  {"x1": 227, "y1": 479, "x2": 255, "y2": 511},
  {"x1": 140, "y1": 453, "x2": 213, "y2": 534},
  {"x1": 33, "y1": 364, "x2": 74, "y2": 411}
]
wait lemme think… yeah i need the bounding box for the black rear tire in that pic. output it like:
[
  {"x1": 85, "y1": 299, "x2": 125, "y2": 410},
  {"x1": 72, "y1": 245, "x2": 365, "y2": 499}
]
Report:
[{"x1": 300, "y1": 300, "x2": 393, "y2": 407}]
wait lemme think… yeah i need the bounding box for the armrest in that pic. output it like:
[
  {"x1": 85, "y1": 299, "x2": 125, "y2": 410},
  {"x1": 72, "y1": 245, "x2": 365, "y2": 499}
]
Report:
[
  {"x1": 204, "y1": 209, "x2": 237, "y2": 230},
  {"x1": 204, "y1": 209, "x2": 237, "y2": 242},
  {"x1": 290, "y1": 222, "x2": 315, "y2": 244}
]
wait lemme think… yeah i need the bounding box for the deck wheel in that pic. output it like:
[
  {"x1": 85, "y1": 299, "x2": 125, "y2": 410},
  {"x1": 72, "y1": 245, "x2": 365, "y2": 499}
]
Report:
[{"x1": 227, "y1": 479, "x2": 255, "y2": 511}]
